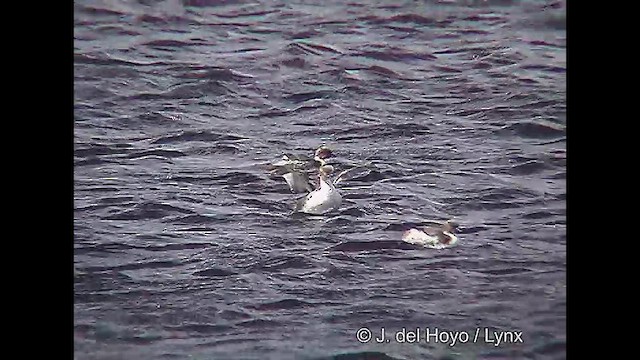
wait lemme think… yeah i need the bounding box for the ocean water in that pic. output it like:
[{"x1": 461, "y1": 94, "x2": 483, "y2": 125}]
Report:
[{"x1": 74, "y1": 0, "x2": 566, "y2": 359}]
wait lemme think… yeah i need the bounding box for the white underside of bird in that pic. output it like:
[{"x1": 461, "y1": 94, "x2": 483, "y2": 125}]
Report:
[
  {"x1": 297, "y1": 174, "x2": 342, "y2": 215},
  {"x1": 402, "y1": 228, "x2": 458, "y2": 249}
]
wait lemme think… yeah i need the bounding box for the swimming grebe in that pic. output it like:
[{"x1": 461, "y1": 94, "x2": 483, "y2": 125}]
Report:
[{"x1": 402, "y1": 220, "x2": 458, "y2": 249}]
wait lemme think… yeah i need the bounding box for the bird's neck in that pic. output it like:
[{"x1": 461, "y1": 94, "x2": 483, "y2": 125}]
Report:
[
  {"x1": 314, "y1": 156, "x2": 326, "y2": 165},
  {"x1": 319, "y1": 174, "x2": 334, "y2": 190},
  {"x1": 438, "y1": 231, "x2": 455, "y2": 244}
]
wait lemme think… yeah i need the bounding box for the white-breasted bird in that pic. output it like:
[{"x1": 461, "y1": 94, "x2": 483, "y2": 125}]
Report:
[
  {"x1": 402, "y1": 220, "x2": 458, "y2": 249},
  {"x1": 294, "y1": 165, "x2": 342, "y2": 215}
]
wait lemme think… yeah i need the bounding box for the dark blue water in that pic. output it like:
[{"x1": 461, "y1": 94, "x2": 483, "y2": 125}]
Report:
[{"x1": 74, "y1": 1, "x2": 566, "y2": 359}]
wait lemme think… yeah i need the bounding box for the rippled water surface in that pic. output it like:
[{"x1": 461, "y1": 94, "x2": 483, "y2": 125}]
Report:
[{"x1": 74, "y1": 0, "x2": 566, "y2": 359}]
